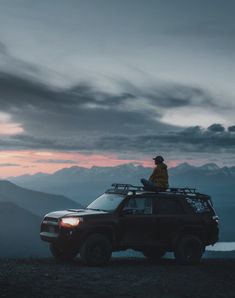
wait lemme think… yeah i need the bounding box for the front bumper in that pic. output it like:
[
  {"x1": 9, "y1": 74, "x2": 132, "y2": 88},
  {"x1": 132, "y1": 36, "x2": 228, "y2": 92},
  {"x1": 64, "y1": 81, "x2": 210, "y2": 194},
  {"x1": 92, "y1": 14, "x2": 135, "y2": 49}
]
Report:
[{"x1": 40, "y1": 216, "x2": 82, "y2": 244}]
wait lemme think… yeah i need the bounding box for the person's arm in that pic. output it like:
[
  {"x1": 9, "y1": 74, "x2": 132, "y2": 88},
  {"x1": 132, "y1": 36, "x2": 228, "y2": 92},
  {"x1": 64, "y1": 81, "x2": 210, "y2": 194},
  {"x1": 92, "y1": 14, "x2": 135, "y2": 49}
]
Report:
[{"x1": 149, "y1": 167, "x2": 158, "y2": 182}]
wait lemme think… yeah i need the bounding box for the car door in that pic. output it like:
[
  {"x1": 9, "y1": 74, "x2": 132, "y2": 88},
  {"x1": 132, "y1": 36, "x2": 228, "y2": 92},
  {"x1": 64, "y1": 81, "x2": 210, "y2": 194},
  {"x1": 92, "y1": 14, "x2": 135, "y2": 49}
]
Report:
[
  {"x1": 154, "y1": 197, "x2": 185, "y2": 245},
  {"x1": 119, "y1": 196, "x2": 156, "y2": 246}
]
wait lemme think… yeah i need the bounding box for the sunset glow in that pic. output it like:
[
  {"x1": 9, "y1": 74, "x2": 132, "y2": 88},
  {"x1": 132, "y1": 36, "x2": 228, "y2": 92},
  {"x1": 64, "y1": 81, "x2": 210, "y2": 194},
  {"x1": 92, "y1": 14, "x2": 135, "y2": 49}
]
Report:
[
  {"x1": 0, "y1": 150, "x2": 148, "y2": 178},
  {"x1": 0, "y1": 149, "x2": 207, "y2": 178}
]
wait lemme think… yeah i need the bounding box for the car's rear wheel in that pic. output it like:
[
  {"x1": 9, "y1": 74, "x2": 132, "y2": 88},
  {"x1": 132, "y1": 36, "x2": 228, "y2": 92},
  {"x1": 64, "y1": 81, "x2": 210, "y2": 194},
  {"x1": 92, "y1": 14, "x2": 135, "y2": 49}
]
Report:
[
  {"x1": 49, "y1": 243, "x2": 78, "y2": 261},
  {"x1": 143, "y1": 247, "x2": 166, "y2": 261},
  {"x1": 174, "y1": 235, "x2": 204, "y2": 265},
  {"x1": 80, "y1": 233, "x2": 112, "y2": 266}
]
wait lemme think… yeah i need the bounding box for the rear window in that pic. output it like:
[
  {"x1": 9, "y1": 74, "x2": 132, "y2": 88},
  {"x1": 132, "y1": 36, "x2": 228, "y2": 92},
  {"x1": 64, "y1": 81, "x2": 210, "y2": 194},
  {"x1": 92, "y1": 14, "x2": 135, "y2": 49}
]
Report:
[{"x1": 185, "y1": 196, "x2": 211, "y2": 213}]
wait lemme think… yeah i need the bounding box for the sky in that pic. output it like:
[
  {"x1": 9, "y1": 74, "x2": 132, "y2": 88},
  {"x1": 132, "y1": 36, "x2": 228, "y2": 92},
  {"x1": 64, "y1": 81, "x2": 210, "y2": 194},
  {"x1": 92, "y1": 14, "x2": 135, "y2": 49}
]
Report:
[{"x1": 0, "y1": 0, "x2": 235, "y2": 177}]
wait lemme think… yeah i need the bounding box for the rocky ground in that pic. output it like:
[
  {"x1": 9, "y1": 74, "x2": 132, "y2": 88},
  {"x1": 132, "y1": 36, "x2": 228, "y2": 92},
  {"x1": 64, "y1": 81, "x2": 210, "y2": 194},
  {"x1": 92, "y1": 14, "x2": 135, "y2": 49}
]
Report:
[{"x1": 0, "y1": 257, "x2": 235, "y2": 298}]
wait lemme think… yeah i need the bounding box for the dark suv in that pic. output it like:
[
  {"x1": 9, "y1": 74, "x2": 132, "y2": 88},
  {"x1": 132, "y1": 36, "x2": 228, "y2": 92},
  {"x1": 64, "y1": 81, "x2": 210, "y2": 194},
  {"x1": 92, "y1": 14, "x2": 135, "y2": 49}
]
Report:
[{"x1": 40, "y1": 184, "x2": 219, "y2": 266}]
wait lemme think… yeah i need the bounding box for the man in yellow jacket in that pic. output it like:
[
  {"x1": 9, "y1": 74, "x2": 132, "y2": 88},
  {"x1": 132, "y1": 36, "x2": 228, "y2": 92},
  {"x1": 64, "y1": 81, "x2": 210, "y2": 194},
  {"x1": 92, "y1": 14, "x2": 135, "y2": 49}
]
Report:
[{"x1": 141, "y1": 155, "x2": 169, "y2": 191}]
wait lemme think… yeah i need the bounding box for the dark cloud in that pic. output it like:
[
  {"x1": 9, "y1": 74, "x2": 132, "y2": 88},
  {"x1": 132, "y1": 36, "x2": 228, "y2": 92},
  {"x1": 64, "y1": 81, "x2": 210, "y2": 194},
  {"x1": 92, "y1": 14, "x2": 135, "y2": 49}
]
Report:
[
  {"x1": 0, "y1": 57, "x2": 233, "y2": 158},
  {"x1": 0, "y1": 163, "x2": 21, "y2": 167},
  {"x1": 0, "y1": 124, "x2": 235, "y2": 157},
  {"x1": 0, "y1": 69, "x2": 219, "y2": 140},
  {"x1": 180, "y1": 126, "x2": 202, "y2": 136},
  {"x1": 0, "y1": 134, "x2": 93, "y2": 151},
  {"x1": 36, "y1": 159, "x2": 77, "y2": 164},
  {"x1": 228, "y1": 126, "x2": 235, "y2": 132},
  {"x1": 117, "y1": 79, "x2": 216, "y2": 109},
  {"x1": 208, "y1": 123, "x2": 225, "y2": 132},
  {"x1": 93, "y1": 124, "x2": 235, "y2": 154},
  {"x1": 0, "y1": 41, "x2": 223, "y2": 139}
]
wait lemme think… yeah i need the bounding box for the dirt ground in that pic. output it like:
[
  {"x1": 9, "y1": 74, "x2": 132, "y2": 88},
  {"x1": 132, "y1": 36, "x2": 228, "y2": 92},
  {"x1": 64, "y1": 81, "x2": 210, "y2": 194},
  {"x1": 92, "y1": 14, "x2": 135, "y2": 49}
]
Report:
[{"x1": 0, "y1": 257, "x2": 235, "y2": 298}]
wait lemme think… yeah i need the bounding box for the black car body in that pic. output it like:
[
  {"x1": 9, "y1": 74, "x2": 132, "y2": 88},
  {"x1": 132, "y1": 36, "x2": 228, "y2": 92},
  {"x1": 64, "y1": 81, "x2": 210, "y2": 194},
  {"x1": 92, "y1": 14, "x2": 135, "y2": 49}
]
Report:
[{"x1": 40, "y1": 184, "x2": 219, "y2": 265}]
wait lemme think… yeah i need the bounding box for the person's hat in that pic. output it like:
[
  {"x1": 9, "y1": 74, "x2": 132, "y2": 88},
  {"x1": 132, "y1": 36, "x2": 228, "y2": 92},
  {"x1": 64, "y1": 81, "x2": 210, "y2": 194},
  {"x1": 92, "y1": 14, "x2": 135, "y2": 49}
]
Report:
[{"x1": 153, "y1": 155, "x2": 164, "y2": 162}]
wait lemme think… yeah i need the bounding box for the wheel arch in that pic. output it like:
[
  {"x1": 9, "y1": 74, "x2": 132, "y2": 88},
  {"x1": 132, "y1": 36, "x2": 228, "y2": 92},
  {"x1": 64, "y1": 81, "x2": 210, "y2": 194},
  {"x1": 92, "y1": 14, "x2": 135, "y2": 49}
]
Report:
[
  {"x1": 82, "y1": 225, "x2": 117, "y2": 247},
  {"x1": 173, "y1": 226, "x2": 206, "y2": 247}
]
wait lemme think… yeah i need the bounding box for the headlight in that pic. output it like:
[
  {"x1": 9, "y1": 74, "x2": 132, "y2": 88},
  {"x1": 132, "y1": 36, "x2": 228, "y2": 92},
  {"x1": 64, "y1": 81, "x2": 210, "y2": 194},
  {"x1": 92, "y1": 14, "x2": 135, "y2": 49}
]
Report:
[{"x1": 60, "y1": 217, "x2": 83, "y2": 228}]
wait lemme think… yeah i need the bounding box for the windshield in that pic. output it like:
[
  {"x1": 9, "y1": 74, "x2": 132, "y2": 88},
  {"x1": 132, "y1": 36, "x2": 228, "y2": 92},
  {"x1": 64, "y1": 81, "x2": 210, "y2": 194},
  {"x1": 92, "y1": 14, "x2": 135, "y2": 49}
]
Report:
[{"x1": 86, "y1": 193, "x2": 124, "y2": 212}]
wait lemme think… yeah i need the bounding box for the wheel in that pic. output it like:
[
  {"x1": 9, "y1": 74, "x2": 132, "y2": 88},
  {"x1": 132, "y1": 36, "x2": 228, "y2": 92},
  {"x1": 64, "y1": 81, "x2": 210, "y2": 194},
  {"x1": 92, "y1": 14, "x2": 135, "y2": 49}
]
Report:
[
  {"x1": 49, "y1": 243, "x2": 78, "y2": 261},
  {"x1": 174, "y1": 235, "x2": 203, "y2": 265},
  {"x1": 143, "y1": 247, "x2": 166, "y2": 261},
  {"x1": 80, "y1": 234, "x2": 112, "y2": 266}
]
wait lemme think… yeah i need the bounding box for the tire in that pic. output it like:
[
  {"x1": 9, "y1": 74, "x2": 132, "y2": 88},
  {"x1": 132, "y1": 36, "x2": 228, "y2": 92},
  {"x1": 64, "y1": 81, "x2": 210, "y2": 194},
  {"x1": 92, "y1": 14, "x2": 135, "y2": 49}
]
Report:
[
  {"x1": 143, "y1": 247, "x2": 166, "y2": 261},
  {"x1": 49, "y1": 243, "x2": 78, "y2": 262},
  {"x1": 80, "y1": 234, "x2": 112, "y2": 266},
  {"x1": 174, "y1": 235, "x2": 204, "y2": 265}
]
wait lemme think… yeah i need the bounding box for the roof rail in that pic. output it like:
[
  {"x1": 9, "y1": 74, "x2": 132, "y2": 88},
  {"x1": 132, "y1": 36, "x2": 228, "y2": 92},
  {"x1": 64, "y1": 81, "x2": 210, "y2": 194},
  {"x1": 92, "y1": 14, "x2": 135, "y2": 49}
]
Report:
[
  {"x1": 108, "y1": 183, "x2": 197, "y2": 195},
  {"x1": 111, "y1": 183, "x2": 144, "y2": 191},
  {"x1": 167, "y1": 187, "x2": 197, "y2": 194}
]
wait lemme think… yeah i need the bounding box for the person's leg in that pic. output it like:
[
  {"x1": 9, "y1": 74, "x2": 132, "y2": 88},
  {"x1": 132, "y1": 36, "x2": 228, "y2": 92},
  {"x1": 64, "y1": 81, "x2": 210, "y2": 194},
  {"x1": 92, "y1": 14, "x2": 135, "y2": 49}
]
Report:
[{"x1": 140, "y1": 178, "x2": 155, "y2": 187}]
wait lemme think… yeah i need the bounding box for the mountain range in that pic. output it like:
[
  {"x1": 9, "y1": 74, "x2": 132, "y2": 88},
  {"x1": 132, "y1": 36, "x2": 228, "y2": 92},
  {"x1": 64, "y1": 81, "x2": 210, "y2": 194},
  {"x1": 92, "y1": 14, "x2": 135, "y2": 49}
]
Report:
[{"x1": 8, "y1": 162, "x2": 235, "y2": 205}]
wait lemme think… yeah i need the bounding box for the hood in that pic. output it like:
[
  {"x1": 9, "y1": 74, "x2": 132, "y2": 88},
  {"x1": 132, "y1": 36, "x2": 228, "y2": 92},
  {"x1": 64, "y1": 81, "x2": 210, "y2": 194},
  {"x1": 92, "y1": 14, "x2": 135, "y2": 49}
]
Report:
[{"x1": 44, "y1": 208, "x2": 108, "y2": 219}]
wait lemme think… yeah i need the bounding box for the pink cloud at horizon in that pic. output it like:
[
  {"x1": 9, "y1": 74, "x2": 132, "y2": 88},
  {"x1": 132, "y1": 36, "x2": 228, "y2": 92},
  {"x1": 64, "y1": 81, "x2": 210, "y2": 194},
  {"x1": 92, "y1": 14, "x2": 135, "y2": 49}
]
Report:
[
  {"x1": 0, "y1": 150, "x2": 207, "y2": 178},
  {"x1": 0, "y1": 150, "x2": 146, "y2": 178}
]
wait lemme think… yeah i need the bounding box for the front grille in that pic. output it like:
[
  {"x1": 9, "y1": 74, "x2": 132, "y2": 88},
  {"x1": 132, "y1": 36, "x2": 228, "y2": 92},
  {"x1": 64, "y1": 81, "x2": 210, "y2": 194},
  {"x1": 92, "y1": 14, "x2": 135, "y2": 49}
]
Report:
[
  {"x1": 41, "y1": 217, "x2": 59, "y2": 233},
  {"x1": 43, "y1": 225, "x2": 59, "y2": 233}
]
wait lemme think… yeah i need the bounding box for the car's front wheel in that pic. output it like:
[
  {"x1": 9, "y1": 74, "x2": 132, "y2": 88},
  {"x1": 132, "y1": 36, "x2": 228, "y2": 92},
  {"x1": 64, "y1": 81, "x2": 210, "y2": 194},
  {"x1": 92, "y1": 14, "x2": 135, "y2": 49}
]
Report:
[
  {"x1": 49, "y1": 243, "x2": 78, "y2": 261},
  {"x1": 80, "y1": 233, "x2": 112, "y2": 266},
  {"x1": 174, "y1": 235, "x2": 204, "y2": 265}
]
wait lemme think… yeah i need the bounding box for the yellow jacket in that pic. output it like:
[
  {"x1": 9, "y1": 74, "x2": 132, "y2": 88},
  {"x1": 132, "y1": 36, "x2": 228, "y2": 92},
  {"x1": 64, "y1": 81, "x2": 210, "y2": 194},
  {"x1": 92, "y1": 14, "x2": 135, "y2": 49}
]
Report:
[{"x1": 149, "y1": 163, "x2": 169, "y2": 189}]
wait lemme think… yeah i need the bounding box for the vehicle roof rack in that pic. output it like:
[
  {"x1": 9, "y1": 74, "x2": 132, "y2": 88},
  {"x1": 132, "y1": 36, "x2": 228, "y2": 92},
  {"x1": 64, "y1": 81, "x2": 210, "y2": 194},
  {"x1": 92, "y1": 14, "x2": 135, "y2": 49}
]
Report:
[
  {"x1": 167, "y1": 187, "x2": 197, "y2": 194},
  {"x1": 107, "y1": 183, "x2": 197, "y2": 195},
  {"x1": 110, "y1": 183, "x2": 144, "y2": 192}
]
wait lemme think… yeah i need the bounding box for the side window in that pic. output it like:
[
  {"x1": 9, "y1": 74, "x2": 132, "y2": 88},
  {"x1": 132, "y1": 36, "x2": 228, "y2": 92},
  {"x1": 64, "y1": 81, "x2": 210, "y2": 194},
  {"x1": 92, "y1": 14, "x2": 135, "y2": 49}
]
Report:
[
  {"x1": 155, "y1": 198, "x2": 184, "y2": 215},
  {"x1": 124, "y1": 197, "x2": 153, "y2": 215},
  {"x1": 186, "y1": 197, "x2": 210, "y2": 213}
]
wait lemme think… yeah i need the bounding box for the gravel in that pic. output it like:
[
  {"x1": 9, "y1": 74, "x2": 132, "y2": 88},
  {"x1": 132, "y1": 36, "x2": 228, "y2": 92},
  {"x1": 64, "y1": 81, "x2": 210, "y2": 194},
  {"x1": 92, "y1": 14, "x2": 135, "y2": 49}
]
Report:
[{"x1": 0, "y1": 258, "x2": 235, "y2": 298}]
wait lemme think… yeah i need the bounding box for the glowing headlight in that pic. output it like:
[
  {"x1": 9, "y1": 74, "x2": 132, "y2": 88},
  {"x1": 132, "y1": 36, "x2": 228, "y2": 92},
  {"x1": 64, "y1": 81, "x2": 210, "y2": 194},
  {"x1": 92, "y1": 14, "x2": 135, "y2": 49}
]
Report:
[{"x1": 60, "y1": 217, "x2": 83, "y2": 228}]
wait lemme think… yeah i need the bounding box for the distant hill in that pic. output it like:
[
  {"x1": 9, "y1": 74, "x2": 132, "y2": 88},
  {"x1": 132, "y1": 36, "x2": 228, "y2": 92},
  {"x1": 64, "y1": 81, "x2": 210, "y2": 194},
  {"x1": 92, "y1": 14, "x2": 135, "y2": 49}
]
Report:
[
  {"x1": 0, "y1": 180, "x2": 82, "y2": 217},
  {"x1": 0, "y1": 182, "x2": 82, "y2": 257},
  {"x1": 0, "y1": 201, "x2": 49, "y2": 257}
]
